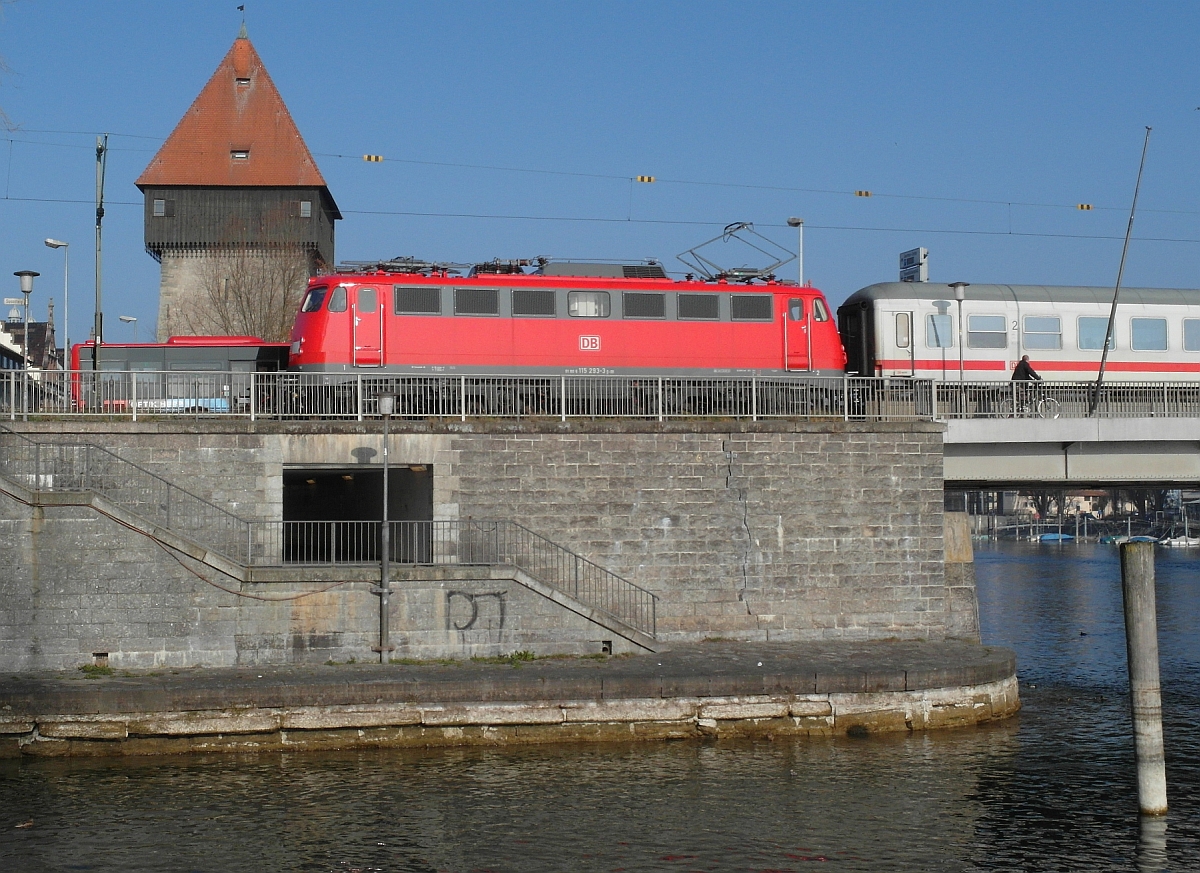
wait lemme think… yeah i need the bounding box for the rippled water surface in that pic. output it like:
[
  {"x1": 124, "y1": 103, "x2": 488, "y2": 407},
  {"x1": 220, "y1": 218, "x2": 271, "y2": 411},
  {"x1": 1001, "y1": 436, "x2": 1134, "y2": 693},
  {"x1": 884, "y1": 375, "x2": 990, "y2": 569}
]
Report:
[{"x1": 2, "y1": 542, "x2": 1198, "y2": 872}]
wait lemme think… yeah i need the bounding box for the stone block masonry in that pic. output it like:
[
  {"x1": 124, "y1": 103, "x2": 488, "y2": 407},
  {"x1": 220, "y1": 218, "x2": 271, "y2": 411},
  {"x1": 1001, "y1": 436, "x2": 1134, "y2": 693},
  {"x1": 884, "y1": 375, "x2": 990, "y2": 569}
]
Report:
[{"x1": 0, "y1": 418, "x2": 966, "y2": 670}]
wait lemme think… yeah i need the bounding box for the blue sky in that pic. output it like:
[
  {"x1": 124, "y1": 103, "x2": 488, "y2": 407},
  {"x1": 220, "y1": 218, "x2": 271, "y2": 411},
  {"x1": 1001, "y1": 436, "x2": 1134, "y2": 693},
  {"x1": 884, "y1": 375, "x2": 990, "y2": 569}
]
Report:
[{"x1": 0, "y1": 1, "x2": 1198, "y2": 345}]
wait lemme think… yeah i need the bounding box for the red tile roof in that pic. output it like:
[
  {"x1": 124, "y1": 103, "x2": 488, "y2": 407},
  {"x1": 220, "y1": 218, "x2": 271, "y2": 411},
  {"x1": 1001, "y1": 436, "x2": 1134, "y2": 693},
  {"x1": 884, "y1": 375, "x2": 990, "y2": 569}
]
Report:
[{"x1": 136, "y1": 35, "x2": 328, "y2": 188}]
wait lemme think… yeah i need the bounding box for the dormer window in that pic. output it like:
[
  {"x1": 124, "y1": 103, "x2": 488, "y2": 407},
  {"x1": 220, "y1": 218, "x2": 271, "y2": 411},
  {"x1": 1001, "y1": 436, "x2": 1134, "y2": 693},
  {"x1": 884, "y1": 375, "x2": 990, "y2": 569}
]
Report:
[
  {"x1": 231, "y1": 149, "x2": 250, "y2": 160},
  {"x1": 235, "y1": 77, "x2": 251, "y2": 87}
]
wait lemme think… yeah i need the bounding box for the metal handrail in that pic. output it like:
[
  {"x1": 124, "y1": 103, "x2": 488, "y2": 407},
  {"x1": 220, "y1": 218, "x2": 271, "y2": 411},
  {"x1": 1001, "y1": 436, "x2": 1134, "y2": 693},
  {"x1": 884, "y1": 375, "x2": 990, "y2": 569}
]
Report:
[
  {"x1": 932, "y1": 380, "x2": 1200, "y2": 419},
  {"x1": 246, "y1": 519, "x2": 657, "y2": 636}
]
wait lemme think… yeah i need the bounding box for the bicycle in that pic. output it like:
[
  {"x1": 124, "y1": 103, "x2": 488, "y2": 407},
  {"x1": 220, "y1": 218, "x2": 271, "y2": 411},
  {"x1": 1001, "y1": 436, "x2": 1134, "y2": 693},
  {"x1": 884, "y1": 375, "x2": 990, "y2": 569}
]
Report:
[{"x1": 997, "y1": 384, "x2": 1060, "y2": 418}]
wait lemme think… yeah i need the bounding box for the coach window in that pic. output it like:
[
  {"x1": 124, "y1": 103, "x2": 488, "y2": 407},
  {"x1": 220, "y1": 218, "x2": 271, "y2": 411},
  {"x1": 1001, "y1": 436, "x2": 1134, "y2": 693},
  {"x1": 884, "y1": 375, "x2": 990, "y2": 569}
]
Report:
[
  {"x1": 301, "y1": 286, "x2": 328, "y2": 313},
  {"x1": 1131, "y1": 317, "x2": 1168, "y2": 351},
  {"x1": 624, "y1": 292, "x2": 666, "y2": 319},
  {"x1": 1078, "y1": 316, "x2": 1115, "y2": 350},
  {"x1": 512, "y1": 288, "x2": 557, "y2": 317},
  {"x1": 1185, "y1": 319, "x2": 1200, "y2": 352},
  {"x1": 678, "y1": 293, "x2": 719, "y2": 320},
  {"x1": 567, "y1": 290, "x2": 610, "y2": 317},
  {"x1": 455, "y1": 288, "x2": 500, "y2": 316},
  {"x1": 812, "y1": 298, "x2": 830, "y2": 322},
  {"x1": 327, "y1": 287, "x2": 347, "y2": 312},
  {"x1": 967, "y1": 315, "x2": 1007, "y2": 349},
  {"x1": 730, "y1": 294, "x2": 773, "y2": 321},
  {"x1": 395, "y1": 286, "x2": 441, "y2": 315},
  {"x1": 926, "y1": 313, "x2": 953, "y2": 348},
  {"x1": 789, "y1": 299, "x2": 804, "y2": 321},
  {"x1": 1023, "y1": 315, "x2": 1061, "y2": 350},
  {"x1": 895, "y1": 312, "x2": 911, "y2": 349}
]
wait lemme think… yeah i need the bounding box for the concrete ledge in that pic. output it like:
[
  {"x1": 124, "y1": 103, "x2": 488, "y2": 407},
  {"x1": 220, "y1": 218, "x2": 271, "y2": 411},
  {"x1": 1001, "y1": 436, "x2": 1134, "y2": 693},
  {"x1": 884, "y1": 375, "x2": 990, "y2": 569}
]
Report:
[{"x1": 0, "y1": 641, "x2": 1018, "y2": 756}]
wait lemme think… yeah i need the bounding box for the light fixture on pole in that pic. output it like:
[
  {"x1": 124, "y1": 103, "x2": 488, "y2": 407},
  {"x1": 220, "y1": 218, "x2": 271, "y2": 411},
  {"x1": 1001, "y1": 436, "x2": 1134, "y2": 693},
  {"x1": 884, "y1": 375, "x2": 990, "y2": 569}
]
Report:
[
  {"x1": 14, "y1": 271, "x2": 39, "y2": 369},
  {"x1": 786, "y1": 217, "x2": 804, "y2": 286},
  {"x1": 375, "y1": 393, "x2": 396, "y2": 663},
  {"x1": 118, "y1": 315, "x2": 138, "y2": 343},
  {"x1": 949, "y1": 282, "x2": 969, "y2": 389},
  {"x1": 44, "y1": 240, "x2": 68, "y2": 366}
]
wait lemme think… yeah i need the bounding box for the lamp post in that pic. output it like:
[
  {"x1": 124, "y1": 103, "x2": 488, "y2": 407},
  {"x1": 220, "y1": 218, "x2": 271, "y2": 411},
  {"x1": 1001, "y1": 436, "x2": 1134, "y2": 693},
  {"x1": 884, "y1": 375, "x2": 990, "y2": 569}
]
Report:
[
  {"x1": 949, "y1": 282, "x2": 969, "y2": 391},
  {"x1": 14, "y1": 271, "x2": 38, "y2": 421},
  {"x1": 44, "y1": 240, "x2": 68, "y2": 366},
  {"x1": 786, "y1": 217, "x2": 804, "y2": 285},
  {"x1": 119, "y1": 315, "x2": 138, "y2": 343},
  {"x1": 376, "y1": 393, "x2": 395, "y2": 663}
]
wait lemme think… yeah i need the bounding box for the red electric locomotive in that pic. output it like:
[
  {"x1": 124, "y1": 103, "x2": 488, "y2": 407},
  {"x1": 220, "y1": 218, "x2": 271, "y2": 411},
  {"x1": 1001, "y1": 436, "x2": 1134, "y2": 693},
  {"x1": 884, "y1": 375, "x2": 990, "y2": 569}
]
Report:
[{"x1": 287, "y1": 259, "x2": 846, "y2": 376}]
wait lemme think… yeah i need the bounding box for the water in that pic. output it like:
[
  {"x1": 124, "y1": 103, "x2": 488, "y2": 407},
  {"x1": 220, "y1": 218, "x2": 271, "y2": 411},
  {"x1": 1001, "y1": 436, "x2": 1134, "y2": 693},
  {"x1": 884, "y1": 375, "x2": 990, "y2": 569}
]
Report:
[{"x1": 2, "y1": 542, "x2": 1198, "y2": 872}]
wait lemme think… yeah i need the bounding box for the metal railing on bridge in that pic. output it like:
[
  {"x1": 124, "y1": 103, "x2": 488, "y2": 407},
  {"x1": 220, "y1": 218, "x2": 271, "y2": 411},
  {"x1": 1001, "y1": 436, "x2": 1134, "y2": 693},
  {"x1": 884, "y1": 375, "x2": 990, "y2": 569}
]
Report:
[
  {"x1": 932, "y1": 381, "x2": 1200, "y2": 419},
  {"x1": 0, "y1": 369, "x2": 934, "y2": 422}
]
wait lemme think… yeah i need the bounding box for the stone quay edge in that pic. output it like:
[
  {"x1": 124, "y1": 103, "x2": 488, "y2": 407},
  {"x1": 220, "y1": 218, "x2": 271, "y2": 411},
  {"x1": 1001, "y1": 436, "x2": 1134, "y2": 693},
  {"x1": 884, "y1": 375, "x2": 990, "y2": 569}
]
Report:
[{"x1": 0, "y1": 641, "x2": 1019, "y2": 757}]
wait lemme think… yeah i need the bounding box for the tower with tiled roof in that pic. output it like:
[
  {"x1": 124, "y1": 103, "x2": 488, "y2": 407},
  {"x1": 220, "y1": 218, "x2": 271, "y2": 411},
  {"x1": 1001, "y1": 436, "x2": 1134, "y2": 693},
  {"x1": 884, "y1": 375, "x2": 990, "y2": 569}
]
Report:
[{"x1": 137, "y1": 27, "x2": 340, "y2": 340}]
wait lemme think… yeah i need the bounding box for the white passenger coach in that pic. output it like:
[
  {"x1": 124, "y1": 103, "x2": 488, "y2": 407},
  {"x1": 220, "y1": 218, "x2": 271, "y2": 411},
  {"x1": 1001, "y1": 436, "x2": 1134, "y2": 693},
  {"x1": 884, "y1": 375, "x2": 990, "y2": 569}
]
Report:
[{"x1": 837, "y1": 283, "x2": 1200, "y2": 381}]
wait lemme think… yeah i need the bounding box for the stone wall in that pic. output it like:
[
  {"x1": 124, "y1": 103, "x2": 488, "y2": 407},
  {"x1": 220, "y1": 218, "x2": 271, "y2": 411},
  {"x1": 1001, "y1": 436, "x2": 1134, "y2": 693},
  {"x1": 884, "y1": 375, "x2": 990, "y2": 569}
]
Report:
[{"x1": 0, "y1": 419, "x2": 961, "y2": 670}]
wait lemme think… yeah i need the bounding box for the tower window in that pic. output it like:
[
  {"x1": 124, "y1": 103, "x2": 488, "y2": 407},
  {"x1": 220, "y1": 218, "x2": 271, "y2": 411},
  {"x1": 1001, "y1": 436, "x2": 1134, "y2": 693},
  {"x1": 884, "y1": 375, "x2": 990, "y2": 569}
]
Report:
[
  {"x1": 231, "y1": 149, "x2": 250, "y2": 160},
  {"x1": 153, "y1": 199, "x2": 165, "y2": 217},
  {"x1": 235, "y1": 77, "x2": 251, "y2": 87},
  {"x1": 299, "y1": 200, "x2": 312, "y2": 218}
]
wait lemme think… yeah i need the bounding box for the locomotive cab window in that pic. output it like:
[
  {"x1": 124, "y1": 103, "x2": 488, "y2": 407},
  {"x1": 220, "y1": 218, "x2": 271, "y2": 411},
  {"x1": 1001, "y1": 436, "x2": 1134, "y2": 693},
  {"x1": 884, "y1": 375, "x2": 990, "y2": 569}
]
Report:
[
  {"x1": 1078, "y1": 316, "x2": 1116, "y2": 350},
  {"x1": 1185, "y1": 319, "x2": 1200, "y2": 352},
  {"x1": 623, "y1": 292, "x2": 666, "y2": 319},
  {"x1": 967, "y1": 315, "x2": 1007, "y2": 349},
  {"x1": 327, "y1": 287, "x2": 347, "y2": 313},
  {"x1": 567, "y1": 291, "x2": 610, "y2": 318},
  {"x1": 730, "y1": 294, "x2": 773, "y2": 321},
  {"x1": 812, "y1": 298, "x2": 830, "y2": 322},
  {"x1": 678, "y1": 293, "x2": 719, "y2": 320},
  {"x1": 1023, "y1": 316, "x2": 1061, "y2": 350},
  {"x1": 926, "y1": 313, "x2": 953, "y2": 348},
  {"x1": 395, "y1": 286, "x2": 441, "y2": 315},
  {"x1": 512, "y1": 288, "x2": 557, "y2": 317},
  {"x1": 895, "y1": 312, "x2": 911, "y2": 349},
  {"x1": 356, "y1": 287, "x2": 378, "y2": 312},
  {"x1": 301, "y1": 286, "x2": 328, "y2": 313},
  {"x1": 1131, "y1": 317, "x2": 1168, "y2": 351},
  {"x1": 455, "y1": 288, "x2": 500, "y2": 316},
  {"x1": 789, "y1": 298, "x2": 804, "y2": 321}
]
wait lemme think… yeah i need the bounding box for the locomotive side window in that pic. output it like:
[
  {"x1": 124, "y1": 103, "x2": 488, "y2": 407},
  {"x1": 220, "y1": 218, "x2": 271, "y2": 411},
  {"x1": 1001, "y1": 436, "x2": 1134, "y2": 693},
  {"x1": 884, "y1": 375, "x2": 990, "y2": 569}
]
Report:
[
  {"x1": 678, "y1": 293, "x2": 719, "y2": 320},
  {"x1": 357, "y1": 287, "x2": 378, "y2": 312},
  {"x1": 1022, "y1": 316, "x2": 1061, "y2": 350},
  {"x1": 895, "y1": 312, "x2": 911, "y2": 349},
  {"x1": 1185, "y1": 319, "x2": 1200, "y2": 351},
  {"x1": 567, "y1": 291, "x2": 610, "y2": 317},
  {"x1": 789, "y1": 299, "x2": 804, "y2": 321},
  {"x1": 1078, "y1": 316, "x2": 1115, "y2": 350},
  {"x1": 301, "y1": 286, "x2": 328, "y2": 313},
  {"x1": 926, "y1": 313, "x2": 953, "y2": 348},
  {"x1": 328, "y1": 287, "x2": 347, "y2": 312},
  {"x1": 624, "y1": 292, "x2": 666, "y2": 319},
  {"x1": 455, "y1": 287, "x2": 500, "y2": 316},
  {"x1": 967, "y1": 315, "x2": 1007, "y2": 349},
  {"x1": 1131, "y1": 317, "x2": 1168, "y2": 351},
  {"x1": 395, "y1": 286, "x2": 441, "y2": 315},
  {"x1": 812, "y1": 298, "x2": 830, "y2": 322},
  {"x1": 512, "y1": 288, "x2": 557, "y2": 317},
  {"x1": 730, "y1": 294, "x2": 773, "y2": 321}
]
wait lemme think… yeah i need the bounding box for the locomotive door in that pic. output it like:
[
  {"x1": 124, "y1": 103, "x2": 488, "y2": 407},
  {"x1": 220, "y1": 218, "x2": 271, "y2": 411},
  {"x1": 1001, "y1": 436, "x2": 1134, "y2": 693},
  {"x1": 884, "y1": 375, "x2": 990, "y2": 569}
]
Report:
[
  {"x1": 784, "y1": 297, "x2": 810, "y2": 371},
  {"x1": 352, "y1": 286, "x2": 383, "y2": 367}
]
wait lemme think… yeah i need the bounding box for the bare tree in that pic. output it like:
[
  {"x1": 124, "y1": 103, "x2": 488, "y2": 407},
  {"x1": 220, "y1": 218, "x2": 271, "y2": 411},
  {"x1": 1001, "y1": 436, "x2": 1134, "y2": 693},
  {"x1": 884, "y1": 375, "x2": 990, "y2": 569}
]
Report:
[{"x1": 184, "y1": 245, "x2": 311, "y2": 340}]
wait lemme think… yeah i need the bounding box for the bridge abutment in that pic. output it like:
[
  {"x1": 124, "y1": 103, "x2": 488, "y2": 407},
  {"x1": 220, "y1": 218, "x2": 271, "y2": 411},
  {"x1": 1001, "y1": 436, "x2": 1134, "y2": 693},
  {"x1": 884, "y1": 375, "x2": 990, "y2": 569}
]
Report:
[{"x1": 0, "y1": 419, "x2": 965, "y2": 670}]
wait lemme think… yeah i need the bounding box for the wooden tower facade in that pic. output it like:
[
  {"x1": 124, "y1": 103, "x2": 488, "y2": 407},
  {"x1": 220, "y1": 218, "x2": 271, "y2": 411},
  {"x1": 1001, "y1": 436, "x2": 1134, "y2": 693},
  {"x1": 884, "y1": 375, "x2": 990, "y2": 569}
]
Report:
[{"x1": 137, "y1": 28, "x2": 340, "y2": 341}]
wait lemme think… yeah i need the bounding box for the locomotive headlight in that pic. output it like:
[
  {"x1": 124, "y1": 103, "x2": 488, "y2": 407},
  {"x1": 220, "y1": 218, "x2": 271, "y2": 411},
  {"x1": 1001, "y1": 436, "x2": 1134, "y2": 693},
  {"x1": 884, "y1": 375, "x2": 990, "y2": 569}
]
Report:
[{"x1": 290, "y1": 338, "x2": 303, "y2": 355}]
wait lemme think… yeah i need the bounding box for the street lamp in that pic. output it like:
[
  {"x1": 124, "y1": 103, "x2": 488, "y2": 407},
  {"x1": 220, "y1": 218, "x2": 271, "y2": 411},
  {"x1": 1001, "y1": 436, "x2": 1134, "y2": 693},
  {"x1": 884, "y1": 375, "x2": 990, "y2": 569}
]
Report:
[
  {"x1": 376, "y1": 392, "x2": 395, "y2": 663},
  {"x1": 786, "y1": 217, "x2": 804, "y2": 286},
  {"x1": 14, "y1": 271, "x2": 38, "y2": 422},
  {"x1": 118, "y1": 315, "x2": 138, "y2": 343},
  {"x1": 949, "y1": 282, "x2": 969, "y2": 390},
  {"x1": 44, "y1": 239, "x2": 68, "y2": 366}
]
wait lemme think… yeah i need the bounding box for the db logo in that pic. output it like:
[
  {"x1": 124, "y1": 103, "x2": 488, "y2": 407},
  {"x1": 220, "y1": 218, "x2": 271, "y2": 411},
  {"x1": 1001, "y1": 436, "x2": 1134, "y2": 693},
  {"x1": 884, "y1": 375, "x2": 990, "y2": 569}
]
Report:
[{"x1": 579, "y1": 335, "x2": 601, "y2": 351}]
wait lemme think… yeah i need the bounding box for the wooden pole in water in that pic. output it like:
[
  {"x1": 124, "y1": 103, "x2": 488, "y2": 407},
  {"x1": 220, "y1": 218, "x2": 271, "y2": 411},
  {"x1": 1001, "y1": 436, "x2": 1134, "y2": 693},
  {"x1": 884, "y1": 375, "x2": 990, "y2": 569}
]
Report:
[{"x1": 1121, "y1": 541, "x2": 1167, "y2": 815}]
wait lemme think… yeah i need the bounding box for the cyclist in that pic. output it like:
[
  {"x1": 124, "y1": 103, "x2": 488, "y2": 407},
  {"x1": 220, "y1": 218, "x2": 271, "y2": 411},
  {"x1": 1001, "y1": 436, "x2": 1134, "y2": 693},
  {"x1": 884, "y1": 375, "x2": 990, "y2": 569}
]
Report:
[{"x1": 1011, "y1": 355, "x2": 1042, "y2": 382}]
